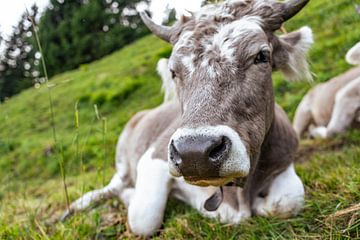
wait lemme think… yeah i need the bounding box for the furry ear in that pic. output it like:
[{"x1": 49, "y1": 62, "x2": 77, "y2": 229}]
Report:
[
  {"x1": 156, "y1": 58, "x2": 177, "y2": 102},
  {"x1": 272, "y1": 26, "x2": 314, "y2": 81},
  {"x1": 346, "y1": 42, "x2": 360, "y2": 65}
]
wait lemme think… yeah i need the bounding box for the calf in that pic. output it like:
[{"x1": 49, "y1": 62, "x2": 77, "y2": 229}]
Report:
[
  {"x1": 293, "y1": 41, "x2": 360, "y2": 139},
  {"x1": 62, "y1": 0, "x2": 313, "y2": 236}
]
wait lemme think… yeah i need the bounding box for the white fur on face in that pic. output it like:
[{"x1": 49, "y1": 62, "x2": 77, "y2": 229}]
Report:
[
  {"x1": 346, "y1": 42, "x2": 360, "y2": 65},
  {"x1": 253, "y1": 164, "x2": 305, "y2": 218},
  {"x1": 211, "y1": 16, "x2": 263, "y2": 61},
  {"x1": 172, "y1": 16, "x2": 264, "y2": 78},
  {"x1": 169, "y1": 125, "x2": 250, "y2": 180},
  {"x1": 157, "y1": 58, "x2": 177, "y2": 102}
]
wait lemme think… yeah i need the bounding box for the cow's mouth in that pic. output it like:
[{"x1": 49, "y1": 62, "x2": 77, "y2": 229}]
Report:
[
  {"x1": 184, "y1": 176, "x2": 234, "y2": 187},
  {"x1": 184, "y1": 173, "x2": 247, "y2": 187}
]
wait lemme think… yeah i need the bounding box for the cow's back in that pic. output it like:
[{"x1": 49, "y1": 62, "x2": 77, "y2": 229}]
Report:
[{"x1": 311, "y1": 66, "x2": 360, "y2": 125}]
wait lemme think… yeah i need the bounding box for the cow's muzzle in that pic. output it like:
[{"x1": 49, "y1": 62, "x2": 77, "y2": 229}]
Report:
[{"x1": 168, "y1": 125, "x2": 251, "y2": 186}]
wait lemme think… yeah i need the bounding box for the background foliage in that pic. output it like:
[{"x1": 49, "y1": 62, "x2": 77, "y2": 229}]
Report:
[
  {"x1": 0, "y1": 0, "x2": 359, "y2": 239},
  {"x1": 0, "y1": 0, "x2": 149, "y2": 101}
]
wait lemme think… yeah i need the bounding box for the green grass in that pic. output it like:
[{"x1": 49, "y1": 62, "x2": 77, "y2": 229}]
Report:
[{"x1": 1, "y1": 0, "x2": 360, "y2": 238}]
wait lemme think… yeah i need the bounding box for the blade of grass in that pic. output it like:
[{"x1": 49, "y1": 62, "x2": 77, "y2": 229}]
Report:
[
  {"x1": 94, "y1": 104, "x2": 108, "y2": 186},
  {"x1": 26, "y1": 8, "x2": 70, "y2": 210}
]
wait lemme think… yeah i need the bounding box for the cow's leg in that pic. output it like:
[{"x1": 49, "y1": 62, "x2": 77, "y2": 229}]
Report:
[
  {"x1": 311, "y1": 79, "x2": 360, "y2": 138},
  {"x1": 293, "y1": 93, "x2": 313, "y2": 137},
  {"x1": 127, "y1": 148, "x2": 172, "y2": 237},
  {"x1": 60, "y1": 171, "x2": 128, "y2": 221},
  {"x1": 172, "y1": 180, "x2": 251, "y2": 224},
  {"x1": 61, "y1": 128, "x2": 132, "y2": 221},
  {"x1": 253, "y1": 164, "x2": 304, "y2": 218},
  {"x1": 200, "y1": 188, "x2": 251, "y2": 224}
]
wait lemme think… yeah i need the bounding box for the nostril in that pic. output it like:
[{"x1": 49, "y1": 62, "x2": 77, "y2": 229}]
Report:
[
  {"x1": 208, "y1": 136, "x2": 230, "y2": 161},
  {"x1": 169, "y1": 140, "x2": 175, "y2": 160},
  {"x1": 169, "y1": 140, "x2": 182, "y2": 166}
]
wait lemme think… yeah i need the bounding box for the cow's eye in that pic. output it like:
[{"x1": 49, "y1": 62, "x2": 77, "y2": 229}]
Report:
[
  {"x1": 170, "y1": 69, "x2": 177, "y2": 79},
  {"x1": 254, "y1": 50, "x2": 270, "y2": 64}
]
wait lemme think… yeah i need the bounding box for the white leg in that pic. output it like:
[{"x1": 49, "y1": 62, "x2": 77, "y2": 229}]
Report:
[
  {"x1": 311, "y1": 79, "x2": 360, "y2": 139},
  {"x1": 127, "y1": 148, "x2": 172, "y2": 237},
  {"x1": 310, "y1": 126, "x2": 328, "y2": 138},
  {"x1": 293, "y1": 94, "x2": 313, "y2": 138},
  {"x1": 61, "y1": 172, "x2": 126, "y2": 221},
  {"x1": 172, "y1": 179, "x2": 251, "y2": 224},
  {"x1": 253, "y1": 164, "x2": 305, "y2": 218},
  {"x1": 210, "y1": 188, "x2": 251, "y2": 224}
]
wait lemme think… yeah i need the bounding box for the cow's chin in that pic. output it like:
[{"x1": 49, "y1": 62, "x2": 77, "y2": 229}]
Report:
[{"x1": 183, "y1": 176, "x2": 234, "y2": 187}]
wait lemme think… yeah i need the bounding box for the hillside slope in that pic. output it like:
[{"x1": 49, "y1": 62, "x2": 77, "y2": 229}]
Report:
[{"x1": 1, "y1": 0, "x2": 360, "y2": 239}]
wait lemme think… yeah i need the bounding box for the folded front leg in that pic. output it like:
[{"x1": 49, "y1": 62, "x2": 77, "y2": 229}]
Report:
[
  {"x1": 253, "y1": 164, "x2": 305, "y2": 218},
  {"x1": 127, "y1": 148, "x2": 172, "y2": 237},
  {"x1": 311, "y1": 78, "x2": 360, "y2": 139}
]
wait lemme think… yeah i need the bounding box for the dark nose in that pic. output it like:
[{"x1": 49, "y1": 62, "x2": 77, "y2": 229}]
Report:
[{"x1": 169, "y1": 135, "x2": 231, "y2": 177}]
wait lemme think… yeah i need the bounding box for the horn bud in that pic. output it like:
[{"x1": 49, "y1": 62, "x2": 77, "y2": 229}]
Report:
[{"x1": 140, "y1": 11, "x2": 172, "y2": 42}]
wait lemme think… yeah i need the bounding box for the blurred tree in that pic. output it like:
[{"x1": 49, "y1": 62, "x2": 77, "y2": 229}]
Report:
[
  {"x1": 39, "y1": 0, "x2": 149, "y2": 78},
  {"x1": 0, "y1": 5, "x2": 40, "y2": 101}
]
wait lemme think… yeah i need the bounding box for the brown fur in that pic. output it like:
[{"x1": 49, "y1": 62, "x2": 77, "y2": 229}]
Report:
[{"x1": 121, "y1": 101, "x2": 298, "y2": 206}]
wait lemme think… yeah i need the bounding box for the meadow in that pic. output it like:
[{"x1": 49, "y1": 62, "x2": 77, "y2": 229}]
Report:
[{"x1": 0, "y1": 0, "x2": 359, "y2": 238}]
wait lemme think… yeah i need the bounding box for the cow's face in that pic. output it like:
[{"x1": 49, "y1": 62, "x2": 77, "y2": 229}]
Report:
[{"x1": 141, "y1": 0, "x2": 312, "y2": 186}]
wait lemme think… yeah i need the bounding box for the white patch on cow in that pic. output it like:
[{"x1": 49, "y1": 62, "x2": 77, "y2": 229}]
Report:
[
  {"x1": 212, "y1": 16, "x2": 263, "y2": 60},
  {"x1": 196, "y1": 4, "x2": 233, "y2": 22},
  {"x1": 127, "y1": 148, "x2": 172, "y2": 237},
  {"x1": 346, "y1": 42, "x2": 360, "y2": 65},
  {"x1": 61, "y1": 172, "x2": 126, "y2": 220},
  {"x1": 317, "y1": 77, "x2": 360, "y2": 137},
  {"x1": 280, "y1": 26, "x2": 314, "y2": 81},
  {"x1": 181, "y1": 54, "x2": 196, "y2": 76},
  {"x1": 119, "y1": 188, "x2": 135, "y2": 208},
  {"x1": 172, "y1": 178, "x2": 251, "y2": 223},
  {"x1": 253, "y1": 164, "x2": 305, "y2": 218},
  {"x1": 173, "y1": 31, "x2": 193, "y2": 53},
  {"x1": 180, "y1": 16, "x2": 263, "y2": 78},
  {"x1": 172, "y1": 31, "x2": 197, "y2": 75},
  {"x1": 310, "y1": 126, "x2": 328, "y2": 139},
  {"x1": 157, "y1": 58, "x2": 177, "y2": 102},
  {"x1": 169, "y1": 125, "x2": 250, "y2": 178}
]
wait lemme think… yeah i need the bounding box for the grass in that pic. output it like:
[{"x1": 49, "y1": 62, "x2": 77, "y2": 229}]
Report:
[{"x1": 0, "y1": 0, "x2": 360, "y2": 238}]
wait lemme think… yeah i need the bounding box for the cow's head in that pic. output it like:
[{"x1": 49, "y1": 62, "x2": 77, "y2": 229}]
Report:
[{"x1": 141, "y1": 0, "x2": 313, "y2": 186}]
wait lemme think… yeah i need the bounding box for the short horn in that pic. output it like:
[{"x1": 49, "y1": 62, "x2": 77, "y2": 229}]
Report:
[
  {"x1": 140, "y1": 11, "x2": 172, "y2": 42},
  {"x1": 281, "y1": 0, "x2": 310, "y2": 22}
]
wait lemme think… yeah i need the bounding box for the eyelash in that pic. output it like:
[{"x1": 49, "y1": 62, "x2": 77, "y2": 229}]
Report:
[{"x1": 254, "y1": 50, "x2": 270, "y2": 64}]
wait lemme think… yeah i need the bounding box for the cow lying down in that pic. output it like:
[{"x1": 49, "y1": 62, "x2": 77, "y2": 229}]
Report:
[
  {"x1": 61, "y1": 0, "x2": 313, "y2": 236},
  {"x1": 293, "y1": 41, "x2": 360, "y2": 139}
]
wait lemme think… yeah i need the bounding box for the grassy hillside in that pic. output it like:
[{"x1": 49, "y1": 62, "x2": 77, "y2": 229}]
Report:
[{"x1": 1, "y1": 0, "x2": 360, "y2": 238}]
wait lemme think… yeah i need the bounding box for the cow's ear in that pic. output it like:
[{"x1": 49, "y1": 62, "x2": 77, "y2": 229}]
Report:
[
  {"x1": 272, "y1": 26, "x2": 313, "y2": 81},
  {"x1": 346, "y1": 42, "x2": 360, "y2": 65}
]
